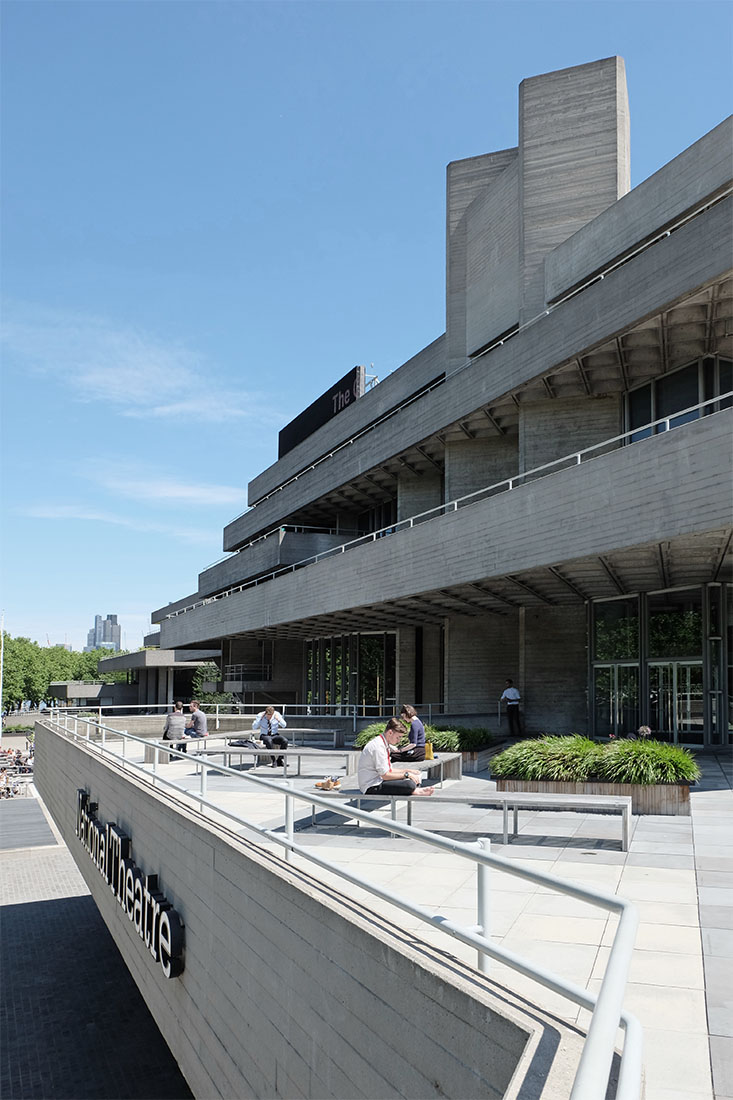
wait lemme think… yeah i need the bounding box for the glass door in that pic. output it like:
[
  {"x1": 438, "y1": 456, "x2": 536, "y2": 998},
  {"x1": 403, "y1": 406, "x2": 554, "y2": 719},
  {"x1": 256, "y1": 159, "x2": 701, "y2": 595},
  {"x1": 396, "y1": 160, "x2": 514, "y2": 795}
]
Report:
[
  {"x1": 648, "y1": 662, "x2": 704, "y2": 743},
  {"x1": 593, "y1": 665, "x2": 639, "y2": 738}
]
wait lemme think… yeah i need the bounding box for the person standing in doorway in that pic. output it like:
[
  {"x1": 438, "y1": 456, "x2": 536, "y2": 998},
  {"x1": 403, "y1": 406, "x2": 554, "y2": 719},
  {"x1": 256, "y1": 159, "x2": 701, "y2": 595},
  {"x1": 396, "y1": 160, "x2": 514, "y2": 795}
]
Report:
[{"x1": 500, "y1": 679, "x2": 522, "y2": 736}]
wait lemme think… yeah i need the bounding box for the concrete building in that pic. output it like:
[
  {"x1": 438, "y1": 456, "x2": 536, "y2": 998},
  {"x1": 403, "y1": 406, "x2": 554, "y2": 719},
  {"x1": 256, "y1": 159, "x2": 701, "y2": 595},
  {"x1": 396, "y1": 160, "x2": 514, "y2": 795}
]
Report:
[
  {"x1": 152, "y1": 57, "x2": 732, "y2": 747},
  {"x1": 85, "y1": 613, "x2": 122, "y2": 652}
]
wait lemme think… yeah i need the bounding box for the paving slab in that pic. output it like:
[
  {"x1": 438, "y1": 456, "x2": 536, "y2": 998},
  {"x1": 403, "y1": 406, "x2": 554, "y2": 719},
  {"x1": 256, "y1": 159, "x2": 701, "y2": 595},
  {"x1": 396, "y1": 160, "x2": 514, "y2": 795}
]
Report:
[{"x1": 0, "y1": 824, "x2": 192, "y2": 1100}]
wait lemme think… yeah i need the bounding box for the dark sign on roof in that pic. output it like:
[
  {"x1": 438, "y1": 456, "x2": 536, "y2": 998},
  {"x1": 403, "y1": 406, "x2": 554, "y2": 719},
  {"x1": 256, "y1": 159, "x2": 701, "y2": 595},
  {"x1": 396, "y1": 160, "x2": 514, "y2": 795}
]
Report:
[{"x1": 278, "y1": 365, "x2": 365, "y2": 459}]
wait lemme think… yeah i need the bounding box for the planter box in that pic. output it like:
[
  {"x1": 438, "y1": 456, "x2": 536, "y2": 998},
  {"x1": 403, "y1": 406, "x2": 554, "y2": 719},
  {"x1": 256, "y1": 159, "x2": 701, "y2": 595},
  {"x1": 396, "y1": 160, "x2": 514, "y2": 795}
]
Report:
[
  {"x1": 461, "y1": 747, "x2": 494, "y2": 774},
  {"x1": 495, "y1": 778, "x2": 692, "y2": 815}
]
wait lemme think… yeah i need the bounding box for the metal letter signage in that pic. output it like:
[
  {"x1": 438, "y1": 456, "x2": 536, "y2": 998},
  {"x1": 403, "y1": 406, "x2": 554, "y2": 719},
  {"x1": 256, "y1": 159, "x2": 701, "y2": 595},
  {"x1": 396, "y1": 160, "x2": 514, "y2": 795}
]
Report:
[{"x1": 75, "y1": 789, "x2": 184, "y2": 978}]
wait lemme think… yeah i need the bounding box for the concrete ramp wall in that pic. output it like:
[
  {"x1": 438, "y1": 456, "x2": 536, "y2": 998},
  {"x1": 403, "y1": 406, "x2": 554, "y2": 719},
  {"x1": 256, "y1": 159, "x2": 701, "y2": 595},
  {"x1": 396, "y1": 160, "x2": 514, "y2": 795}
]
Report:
[{"x1": 34, "y1": 723, "x2": 582, "y2": 1099}]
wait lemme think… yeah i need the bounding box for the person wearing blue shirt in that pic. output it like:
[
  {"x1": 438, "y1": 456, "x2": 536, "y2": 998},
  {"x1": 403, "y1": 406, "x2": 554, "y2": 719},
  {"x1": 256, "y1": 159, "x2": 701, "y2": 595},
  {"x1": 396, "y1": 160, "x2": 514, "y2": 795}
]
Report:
[{"x1": 389, "y1": 704, "x2": 426, "y2": 762}]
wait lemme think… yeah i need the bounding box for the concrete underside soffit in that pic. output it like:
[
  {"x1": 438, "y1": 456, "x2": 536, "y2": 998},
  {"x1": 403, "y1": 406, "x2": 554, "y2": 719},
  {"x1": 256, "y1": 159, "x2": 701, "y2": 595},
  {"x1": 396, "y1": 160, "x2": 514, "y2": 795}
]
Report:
[
  {"x1": 268, "y1": 276, "x2": 732, "y2": 532},
  {"x1": 452, "y1": 274, "x2": 733, "y2": 440},
  {"x1": 222, "y1": 528, "x2": 732, "y2": 641}
]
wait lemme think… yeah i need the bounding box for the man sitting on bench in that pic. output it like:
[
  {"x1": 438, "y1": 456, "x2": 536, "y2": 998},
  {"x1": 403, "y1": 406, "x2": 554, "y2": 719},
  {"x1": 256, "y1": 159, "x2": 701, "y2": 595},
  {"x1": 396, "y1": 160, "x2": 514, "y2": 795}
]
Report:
[
  {"x1": 357, "y1": 718, "x2": 434, "y2": 797},
  {"x1": 252, "y1": 705, "x2": 288, "y2": 767}
]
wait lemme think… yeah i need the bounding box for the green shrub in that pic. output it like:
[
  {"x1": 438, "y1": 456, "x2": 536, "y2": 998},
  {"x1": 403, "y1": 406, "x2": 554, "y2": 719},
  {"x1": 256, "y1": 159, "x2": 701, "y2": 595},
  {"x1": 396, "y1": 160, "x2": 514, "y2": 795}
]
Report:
[
  {"x1": 490, "y1": 736, "x2": 603, "y2": 782},
  {"x1": 432, "y1": 726, "x2": 492, "y2": 751},
  {"x1": 353, "y1": 721, "x2": 491, "y2": 752},
  {"x1": 2, "y1": 724, "x2": 34, "y2": 733},
  {"x1": 596, "y1": 739, "x2": 700, "y2": 785},
  {"x1": 490, "y1": 734, "x2": 700, "y2": 786}
]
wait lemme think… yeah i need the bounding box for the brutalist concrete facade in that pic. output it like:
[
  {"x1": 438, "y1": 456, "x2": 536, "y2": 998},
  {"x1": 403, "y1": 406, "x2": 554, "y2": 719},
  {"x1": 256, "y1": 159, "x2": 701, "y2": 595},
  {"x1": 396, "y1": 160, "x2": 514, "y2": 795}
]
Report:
[{"x1": 154, "y1": 58, "x2": 733, "y2": 745}]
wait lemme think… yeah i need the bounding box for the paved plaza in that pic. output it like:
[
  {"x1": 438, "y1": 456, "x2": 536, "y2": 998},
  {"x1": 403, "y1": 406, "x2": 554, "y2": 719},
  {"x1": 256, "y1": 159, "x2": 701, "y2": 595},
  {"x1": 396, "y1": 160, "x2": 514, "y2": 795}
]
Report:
[
  {"x1": 0, "y1": 779, "x2": 193, "y2": 1100},
  {"x1": 1, "y1": 732, "x2": 731, "y2": 1099},
  {"x1": 169, "y1": 743, "x2": 732, "y2": 1100}
]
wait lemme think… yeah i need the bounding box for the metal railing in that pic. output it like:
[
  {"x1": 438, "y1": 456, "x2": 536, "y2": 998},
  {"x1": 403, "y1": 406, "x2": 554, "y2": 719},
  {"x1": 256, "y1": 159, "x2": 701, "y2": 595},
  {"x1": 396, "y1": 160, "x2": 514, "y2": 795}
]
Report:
[
  {"x1": 163, "y1": 394, "x2": 731, "y2": 621},
  {"x1": 201, "y1": 524, "x2": 360, "y2": 574},
  {"x1": 44, "y1": 711, "x2": 643, "y2": 1100},
  {"x1": 223, "y1": 664, "x2": 273, "y2": 681},
  {"x1": 49, "y1": 701, "x2": 505, "y2": 736}
]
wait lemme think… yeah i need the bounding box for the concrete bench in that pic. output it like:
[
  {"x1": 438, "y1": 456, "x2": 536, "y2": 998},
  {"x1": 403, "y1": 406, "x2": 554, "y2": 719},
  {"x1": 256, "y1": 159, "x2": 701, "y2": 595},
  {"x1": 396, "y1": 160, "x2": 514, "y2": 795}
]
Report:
[
  {"x1": 345, "y1": 752, "x2": 462, "y2": 786},
  {"x1": 187, "y1": 728, "x2": 343, "y2": 750},
  {"x1": 157, "y1": 743, "x2": 353, "y2": 780},
  {"x1": 309, "y1": 789, "x2": 632, "y2": 850}
]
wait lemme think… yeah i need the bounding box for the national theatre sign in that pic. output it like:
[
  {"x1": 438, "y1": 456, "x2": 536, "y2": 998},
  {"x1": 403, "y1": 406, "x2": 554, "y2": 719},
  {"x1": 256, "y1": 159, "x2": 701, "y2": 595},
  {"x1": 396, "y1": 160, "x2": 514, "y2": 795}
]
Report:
[{"x1": 76, "y1": 789, "x2": 185, "y2": 978}]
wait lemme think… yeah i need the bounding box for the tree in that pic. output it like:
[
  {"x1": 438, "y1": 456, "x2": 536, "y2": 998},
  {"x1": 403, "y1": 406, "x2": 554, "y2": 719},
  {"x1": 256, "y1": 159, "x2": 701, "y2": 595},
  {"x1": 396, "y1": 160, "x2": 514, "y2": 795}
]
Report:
[
  {"x1": 191, "y1": 662, "x2": 236, "y2": 705},
  {"x1": 1, "y1": 633, "x2": 128, "y2": 707}
]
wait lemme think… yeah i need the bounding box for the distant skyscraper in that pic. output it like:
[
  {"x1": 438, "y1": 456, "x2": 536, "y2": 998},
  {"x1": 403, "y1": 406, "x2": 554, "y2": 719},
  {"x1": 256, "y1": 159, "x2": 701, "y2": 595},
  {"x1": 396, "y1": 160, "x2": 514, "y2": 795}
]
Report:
[{"x1": 84, "y1": 613, "x2": 121, "y2": 652}]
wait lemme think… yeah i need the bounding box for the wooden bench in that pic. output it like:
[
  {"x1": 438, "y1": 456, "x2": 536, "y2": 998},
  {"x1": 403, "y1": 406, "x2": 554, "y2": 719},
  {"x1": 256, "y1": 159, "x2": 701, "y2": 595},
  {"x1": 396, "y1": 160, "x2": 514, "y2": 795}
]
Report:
[{"x1": 309, "y1": 789, "x2": 632, "y2": 850}]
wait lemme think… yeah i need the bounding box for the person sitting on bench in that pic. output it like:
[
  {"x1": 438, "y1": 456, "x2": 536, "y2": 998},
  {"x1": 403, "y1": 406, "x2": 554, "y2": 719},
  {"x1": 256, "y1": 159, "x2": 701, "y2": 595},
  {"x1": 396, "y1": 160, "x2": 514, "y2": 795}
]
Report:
[
  {"x1": 357, "y1": 718, "x2": 434, "y2": 797},
  {"x1": 252, "y1": 705, "x2": 288, "y2": 767},
  {"x1": 163, "y1": 700, "x2": 189, "y2": 754},
  {"x1": 389, "y1": 703, "x2": 426, "y2": 762}
]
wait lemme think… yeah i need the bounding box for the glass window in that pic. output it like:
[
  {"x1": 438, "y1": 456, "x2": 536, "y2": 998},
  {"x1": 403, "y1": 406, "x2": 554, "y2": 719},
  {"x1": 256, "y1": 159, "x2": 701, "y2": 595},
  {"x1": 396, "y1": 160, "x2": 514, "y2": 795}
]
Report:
[
  {"x1": 720, "y1": 358, "x2": 732, "y2": 411},
  {"x1": 656, "y1": 363, "x2": 700, "y2": 429},
  {"x1": 594, "y1": 599, "x2": 639, "y2": 660},
  {"x1": 648, "y1": 589, "x2": 703, "y2": 658},
  {"x1": 629, "y1": 385, "x2": 652, "y2": 440}
]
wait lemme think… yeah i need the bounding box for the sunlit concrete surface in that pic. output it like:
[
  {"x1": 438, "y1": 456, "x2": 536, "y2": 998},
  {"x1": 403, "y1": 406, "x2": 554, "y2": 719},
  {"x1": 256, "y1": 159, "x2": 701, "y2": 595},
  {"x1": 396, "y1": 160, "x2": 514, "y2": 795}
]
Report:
[{"x1": 124, "y1": 742, "x2": 731, "y2": 1100}]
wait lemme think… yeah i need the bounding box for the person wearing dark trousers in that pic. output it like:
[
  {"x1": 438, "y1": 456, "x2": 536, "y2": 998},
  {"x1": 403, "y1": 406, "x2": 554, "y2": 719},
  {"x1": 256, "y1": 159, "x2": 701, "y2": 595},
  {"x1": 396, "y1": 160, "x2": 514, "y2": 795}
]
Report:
[
  {"x1": 252, "y1": 705, "x2": 288, "y2": 766},
  {"x1": 186, "y1": 700, "x2": 208, "y2": 743},
  {"x1": 357, "y1": 718, "x2": 434, "y2": 796},
  {"x1": 389, "y1": 704, "x2": 426, "y2": 762},
  {"x1": 163, "y1": 701, "x2": 189, "y2": 754},
  {"x1": 501, "y1": 679, "x2": 522, "y2": 736}
]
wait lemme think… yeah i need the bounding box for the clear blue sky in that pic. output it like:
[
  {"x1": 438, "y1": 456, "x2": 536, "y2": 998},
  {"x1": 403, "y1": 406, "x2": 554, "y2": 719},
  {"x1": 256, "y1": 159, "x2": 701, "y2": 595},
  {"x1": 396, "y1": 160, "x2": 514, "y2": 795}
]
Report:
[{"x1": 1, "y1": 0, "x2": 731, "y2": 652}]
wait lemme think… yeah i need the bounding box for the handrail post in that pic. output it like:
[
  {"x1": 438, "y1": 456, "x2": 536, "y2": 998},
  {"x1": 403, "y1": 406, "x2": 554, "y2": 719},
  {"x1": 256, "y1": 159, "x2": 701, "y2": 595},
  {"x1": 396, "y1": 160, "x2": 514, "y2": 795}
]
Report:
[
  {"x1": 215, "y1": 704, "x2": 220, "y2": 730},
  {"x1": 122, "y1": 732, "x2": 128, "y2": 760},
  {"x1": 285, "y1": 783, "x2": 295, "y2": 863},
  {"x1": 153, "y1": 744, "x2": 159, "y2": 777},
  {"x1": 476, "y1": 837, "x2": 490, "y2": 973},
  {"x1": 100, "y1": 726, "x2": 106, "y2": 752},
  {"x1": 200, "y1": 761, "x2": 207, "y2": 807}
]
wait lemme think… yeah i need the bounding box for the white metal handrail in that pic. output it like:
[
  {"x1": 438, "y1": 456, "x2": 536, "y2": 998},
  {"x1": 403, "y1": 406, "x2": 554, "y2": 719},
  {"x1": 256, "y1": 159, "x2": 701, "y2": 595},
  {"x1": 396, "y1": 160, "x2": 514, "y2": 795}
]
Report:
[
  {"x1": 49, "y1": 702, "x2": 492, "y2": 738},
  {"x1": 163, "y1": 394, "x2": 731, "y2": 620},
  {"x1": 45, "y1": 711, "x2": 642, "y2": 1100}
]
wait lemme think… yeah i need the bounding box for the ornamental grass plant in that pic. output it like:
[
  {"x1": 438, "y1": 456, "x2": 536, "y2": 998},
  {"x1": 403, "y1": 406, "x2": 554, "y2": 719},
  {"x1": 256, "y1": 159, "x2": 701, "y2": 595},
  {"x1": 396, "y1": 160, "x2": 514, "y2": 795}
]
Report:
[
  {"x1": 490, "y1": 734, "x2": 699, "y2": 786},
  {"x1": 353, "y1": 722, "x2": 491, "y2": 753}
]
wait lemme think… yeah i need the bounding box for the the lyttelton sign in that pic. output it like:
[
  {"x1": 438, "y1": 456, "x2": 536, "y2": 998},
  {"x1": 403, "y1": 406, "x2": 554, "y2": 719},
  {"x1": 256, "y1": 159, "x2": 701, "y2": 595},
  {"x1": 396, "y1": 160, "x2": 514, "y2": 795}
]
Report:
[{"x1": 76, "y1": 789, "x2": 185, "y2": 978}]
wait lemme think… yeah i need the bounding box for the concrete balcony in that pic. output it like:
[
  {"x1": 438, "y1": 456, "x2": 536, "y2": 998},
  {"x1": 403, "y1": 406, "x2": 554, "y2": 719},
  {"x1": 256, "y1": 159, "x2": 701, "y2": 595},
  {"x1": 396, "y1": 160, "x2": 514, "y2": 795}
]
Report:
[
  {"x1": 198, "y1": 529, "x2": 355, "y2": 597},
  {"x1": 223, "y1": 197, "x2": 732, "y2": 552},
  {"x1": 159, "y1": 410, "x2": 732, "y2": 648}
]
